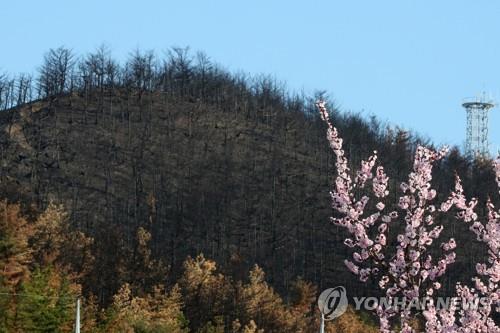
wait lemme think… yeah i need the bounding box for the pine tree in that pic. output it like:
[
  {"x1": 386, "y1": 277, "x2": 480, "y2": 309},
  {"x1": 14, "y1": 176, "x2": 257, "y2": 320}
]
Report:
[
  {"x1": 104, "y1": 282, "x2": 188, "y2": 332},
  {"x1": 179, "y1": 254, "x2": 232, "y2": 331},
  {"x1": 31, "y1": 202, "x2": 94, "y2": 279},
  {"x1": 0, "y1": 277, "x2": 11, "y2": 332},
  {"x1": 0, "y1": 202, "x2": 32, "y2": 288},
  {"x1": 81, "y1": 294, "x2": 100, "y2": 333},
  {"x1": 237, "y1": 265, "x2": 294, "y2": 332},
  {"x1": 16, "y1": 267, "x2": 76, "y2": 333}
]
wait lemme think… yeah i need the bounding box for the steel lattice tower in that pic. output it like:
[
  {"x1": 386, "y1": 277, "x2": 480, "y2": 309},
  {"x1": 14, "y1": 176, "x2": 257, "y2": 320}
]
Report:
[{"x1": 462, "y1": 97, "x2": 494, "y2": 157}]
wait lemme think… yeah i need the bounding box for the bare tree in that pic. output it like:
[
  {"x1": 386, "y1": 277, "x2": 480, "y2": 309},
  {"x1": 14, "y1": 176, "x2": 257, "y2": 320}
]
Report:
[
  {"x1": 124, "y1": 49, "x2": 156, "y2": 101},
  {"x1": 16, "y1": 73, "x2": 33, "y2": 105},
  {"x1": 172, "y1": 47, "x2": 192, "y2": 97},
  {"x1": 0, "y1": 72, "x2": 7, "y2": 110},
  {"x1": 81, "y1": 44, "x2": 119, "y2": 94},
  {"x1": 0, "y1": 75, "x2": 16, "y2": 110},
  {"x1": 38, "y1": 47, "x2": 75, "y2": 98}
]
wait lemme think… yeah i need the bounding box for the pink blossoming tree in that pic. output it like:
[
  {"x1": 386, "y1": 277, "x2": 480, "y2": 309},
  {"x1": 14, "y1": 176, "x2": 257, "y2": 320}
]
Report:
[{"x1": 317, "y1": 100, "x2": 500, "y2": 332}]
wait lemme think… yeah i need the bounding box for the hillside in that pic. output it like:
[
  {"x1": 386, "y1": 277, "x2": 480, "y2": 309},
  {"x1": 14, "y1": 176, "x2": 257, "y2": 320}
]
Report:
[
  {"x1": 0, "y1": 47, "x2": 498, "y2": 308},
  {"x1": 0, "y1": 91, "x2": 353, "y2": 300}
]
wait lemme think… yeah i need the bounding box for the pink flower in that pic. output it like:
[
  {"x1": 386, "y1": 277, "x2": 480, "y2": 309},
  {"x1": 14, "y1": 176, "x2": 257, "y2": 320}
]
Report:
[
  {"x1": 359, "y1": 268, "x2": 371, "y2": 282},
  {"x1": 379, "y1": 275, "x2": 390, "y2": 289},
  {"x1": 409, "y1": 250, "x2": 420, "y2": 261},
  {"x1": 476, "y1": 263, "x2": 487, "y2": 275},
  {"x1": 344, "y1": 259, "x2": 359, "y2": 275},
  {"x1": 399, "y1": 196, "x2": 411, "y2": 209},
  {"x1": 373, "y1": 166, "x2": 389, "y2": 198},
  {"x1": 441, "y1": 238, "x2": 456, "y2": 251},
  {"x1": 316, "y1": 101, "x2": 500, "y2": 332},
  {"x1": 429, "y1": 225, "x2": 443, "y2": 239},
  {"x1": 344, "y1": 238, "x2": 355, "y2": 248},
  {"x1": 376, "y1": 234, "x2": 387, "y2": 246}
]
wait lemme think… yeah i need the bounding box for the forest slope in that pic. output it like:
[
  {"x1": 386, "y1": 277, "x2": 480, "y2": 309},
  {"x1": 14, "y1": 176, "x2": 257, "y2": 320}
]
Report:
[
  {"x1": 0, "y1": 46, "x2": 498, "y2": 304},
  {"x1": 0, "y1": 90, "x2": 497, "y2": 305}
]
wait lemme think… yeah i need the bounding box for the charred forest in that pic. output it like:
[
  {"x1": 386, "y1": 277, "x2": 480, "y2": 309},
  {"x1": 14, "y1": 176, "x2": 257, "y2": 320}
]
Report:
[{"x1": 0, "y1": 46, "x2": 498, "y2": 332}]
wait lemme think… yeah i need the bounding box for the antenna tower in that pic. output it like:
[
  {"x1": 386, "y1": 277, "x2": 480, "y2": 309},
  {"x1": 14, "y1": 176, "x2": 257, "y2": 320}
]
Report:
[{"x1": 462, "y1": 94, "x2": 495, "y2": 157}]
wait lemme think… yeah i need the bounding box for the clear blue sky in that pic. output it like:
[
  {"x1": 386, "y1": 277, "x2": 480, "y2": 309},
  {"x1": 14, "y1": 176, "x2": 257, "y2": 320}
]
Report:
[{"x1": 2, "y1": 0, "x2": 500, "y2": 153}]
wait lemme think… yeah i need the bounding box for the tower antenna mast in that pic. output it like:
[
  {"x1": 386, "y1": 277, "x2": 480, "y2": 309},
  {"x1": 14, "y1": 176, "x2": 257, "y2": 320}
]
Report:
[{"x1": 462, "y1": 93, "x2": 495, "y2": 158}]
